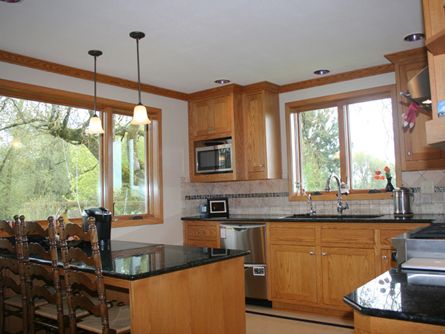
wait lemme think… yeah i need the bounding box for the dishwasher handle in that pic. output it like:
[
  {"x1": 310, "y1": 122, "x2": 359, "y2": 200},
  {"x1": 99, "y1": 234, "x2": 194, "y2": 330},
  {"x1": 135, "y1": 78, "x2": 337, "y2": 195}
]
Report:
[{"x1": 220, "y1": 224, "x2": 265, "y2": 232}]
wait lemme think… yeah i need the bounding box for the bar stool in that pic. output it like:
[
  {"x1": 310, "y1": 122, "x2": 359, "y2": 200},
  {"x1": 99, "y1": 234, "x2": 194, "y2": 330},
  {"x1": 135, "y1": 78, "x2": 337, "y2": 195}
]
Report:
[
  {"x1": 24, "y1": 217, "x2": 66, "y2": 334},
  {"x1": 0, "y1": 217, "x2": 29, "y2": 334},
  {"x1": 59, "y1": 217, "x2": 130, "y2": 334}
]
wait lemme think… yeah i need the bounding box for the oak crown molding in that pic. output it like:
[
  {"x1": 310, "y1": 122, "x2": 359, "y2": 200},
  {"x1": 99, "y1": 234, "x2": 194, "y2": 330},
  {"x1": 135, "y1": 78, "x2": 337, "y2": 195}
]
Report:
[
  {"x1": 1, "y1": 49, "x2": 397, "y2": 101},
  {"x1": 0, "y1": 49, "x2": 189, "y2": 101}
]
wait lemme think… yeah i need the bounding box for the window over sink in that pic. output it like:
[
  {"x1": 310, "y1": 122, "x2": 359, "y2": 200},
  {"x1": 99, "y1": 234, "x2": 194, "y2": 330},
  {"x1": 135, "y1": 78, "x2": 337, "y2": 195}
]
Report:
[{"x1": 286, "y1": 85, "x2": 398, "y2": 200}]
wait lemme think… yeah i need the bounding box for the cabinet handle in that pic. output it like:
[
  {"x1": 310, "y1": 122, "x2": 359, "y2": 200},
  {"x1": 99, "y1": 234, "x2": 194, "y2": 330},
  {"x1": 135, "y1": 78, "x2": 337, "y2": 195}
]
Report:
[
  {"x1": 407, "y1": 151, "x2": 411, "y2": 156},
  {"x1": 382, "y1": 255, "x2": 388, "y2": 260},
  {"x1": 322, "y1": 252, "x2": 327, "y2": 256},
  {"x1": 309, "y1": 251, "x2": 315, "y2": 255}
]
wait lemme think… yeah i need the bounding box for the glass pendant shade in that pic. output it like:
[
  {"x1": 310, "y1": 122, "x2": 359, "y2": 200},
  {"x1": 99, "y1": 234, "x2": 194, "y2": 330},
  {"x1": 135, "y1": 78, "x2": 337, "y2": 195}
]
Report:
[
  {"x1": 86, "y1": 49, "x2": 104, "y2": 135},
  {"x1": 130, "y1": 31, "x2": 150, "y2": 125},
  {"x1": 86, "y1": 114, "x2": 104, "y2": 134},
  {"x1": 131, "y1": 104, "x2": 151, "y2": 125}
]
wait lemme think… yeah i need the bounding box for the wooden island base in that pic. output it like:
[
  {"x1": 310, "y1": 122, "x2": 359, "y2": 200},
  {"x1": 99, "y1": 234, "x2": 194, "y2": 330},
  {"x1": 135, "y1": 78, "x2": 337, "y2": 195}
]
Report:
[
  {"x1": 354, "y1": 311, "x2": 445, "y2": 334},
  {"x1": 128, "y1": 256, "x2": 246, "y2": 334}
]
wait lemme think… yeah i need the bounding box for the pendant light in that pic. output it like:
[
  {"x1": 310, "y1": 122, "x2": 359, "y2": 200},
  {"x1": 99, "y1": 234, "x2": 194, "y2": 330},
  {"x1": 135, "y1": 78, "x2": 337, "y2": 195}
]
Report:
[
  {"x1": 130, "y1": 31, "x2": 151, "y2": 125},
  {"x1": 86, "y1": 50, "x2": 105, "y2": 135}
]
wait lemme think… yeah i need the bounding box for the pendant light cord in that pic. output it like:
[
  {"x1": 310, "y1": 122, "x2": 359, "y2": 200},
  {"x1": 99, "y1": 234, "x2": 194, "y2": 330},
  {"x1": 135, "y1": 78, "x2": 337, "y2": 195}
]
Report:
[
  {"x1": 136, "y1": 37, "x2": 142, "y2": 105},
  {"x1": 93, "y1": 54, "x2": 97, "y2": 115}
]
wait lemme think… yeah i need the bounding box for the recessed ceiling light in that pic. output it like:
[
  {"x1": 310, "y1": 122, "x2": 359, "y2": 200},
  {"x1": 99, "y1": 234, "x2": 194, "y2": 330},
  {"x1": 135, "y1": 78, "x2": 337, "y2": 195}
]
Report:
[
  {"x1": 214, "y1": 79, "x2": 230, "y2": 85},
  {"x1": 313, "y1": 69, "x2": 330, "y2": 76},
  {"x1": 403, "y1": 33, "x2": 425, "y2": 42}
]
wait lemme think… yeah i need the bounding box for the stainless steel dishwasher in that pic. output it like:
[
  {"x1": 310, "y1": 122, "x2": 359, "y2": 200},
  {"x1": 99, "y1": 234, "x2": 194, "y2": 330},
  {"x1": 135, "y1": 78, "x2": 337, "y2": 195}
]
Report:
[{"x1": 220, "y1": 223, "x2": 267, "y2": 299}]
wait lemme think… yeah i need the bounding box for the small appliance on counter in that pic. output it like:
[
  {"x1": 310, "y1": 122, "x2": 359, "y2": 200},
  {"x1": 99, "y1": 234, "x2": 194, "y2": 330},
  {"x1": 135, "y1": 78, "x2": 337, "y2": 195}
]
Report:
[
  {"x1": 392, "y1": 224, "x2": 445, "y2": 271},
  {"x1": 393, "y1": 187, "x2": 414, "y2": 216},
  {"x1": 82, "y1": 207, "x2": 112, "y2": 245},
  {"x1": 207, "y1": 197, "x2": 229, "y2": 218}
]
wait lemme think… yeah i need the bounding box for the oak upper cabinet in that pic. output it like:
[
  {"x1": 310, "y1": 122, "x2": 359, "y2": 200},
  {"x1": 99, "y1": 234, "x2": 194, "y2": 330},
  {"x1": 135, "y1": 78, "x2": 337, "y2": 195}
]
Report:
[
  {"x1": 242, "y1": 82, "x2": 282, "y2": 180},
  {"x1": 188, "y1": 84, "x2": 245, "y2": 182},
  {"x1": 189, "y1": 95, "x2": 233, "y2": 140},
  {"x1": 385, "y1": 48, "x2": 445, "y2": 170},
  {"x1": 423, "y1": 0, "x2": 445, "y2": 147}
]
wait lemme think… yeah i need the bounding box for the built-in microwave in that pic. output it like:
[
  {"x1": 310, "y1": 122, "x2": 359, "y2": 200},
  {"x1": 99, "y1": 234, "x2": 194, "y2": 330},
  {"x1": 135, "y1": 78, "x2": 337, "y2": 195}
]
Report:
[{"x1": 195, "y1": 139, "x2": 233, "y2": 174}]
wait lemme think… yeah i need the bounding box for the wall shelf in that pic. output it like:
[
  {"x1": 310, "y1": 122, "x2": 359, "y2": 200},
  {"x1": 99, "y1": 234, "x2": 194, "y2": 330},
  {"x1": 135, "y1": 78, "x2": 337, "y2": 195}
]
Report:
[{"x1": 426, "y1": 27, "x2": 445, "y2": 55}]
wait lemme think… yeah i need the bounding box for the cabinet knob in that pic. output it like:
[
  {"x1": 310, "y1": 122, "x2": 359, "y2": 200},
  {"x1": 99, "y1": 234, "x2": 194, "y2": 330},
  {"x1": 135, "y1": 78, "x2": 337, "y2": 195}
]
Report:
[
  {"x1": 382, "y1": 255, "x2": 388, "y2": 260},
  {"x1": 321, "y1": 252, "x2": 327, "y2": 256},
  {"x1": 309, "y1": 251, "x2": 315, "y2": 255},
  {"x1": 407, "y1": 151, "x2": 411, "y2": 156}
]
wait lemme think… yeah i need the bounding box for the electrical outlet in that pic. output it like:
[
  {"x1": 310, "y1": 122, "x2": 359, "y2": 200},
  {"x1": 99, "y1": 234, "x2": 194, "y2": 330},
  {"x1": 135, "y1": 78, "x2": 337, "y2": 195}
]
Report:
[{"x1": 420, "y1": 180, "x2": 434, "y2": 194}]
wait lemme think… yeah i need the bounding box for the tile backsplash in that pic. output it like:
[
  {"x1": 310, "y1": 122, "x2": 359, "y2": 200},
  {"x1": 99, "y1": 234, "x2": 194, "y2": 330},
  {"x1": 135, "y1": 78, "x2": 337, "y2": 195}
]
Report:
[{"x1": 181, "y1": 170, "x2": 445, "y2": 216}]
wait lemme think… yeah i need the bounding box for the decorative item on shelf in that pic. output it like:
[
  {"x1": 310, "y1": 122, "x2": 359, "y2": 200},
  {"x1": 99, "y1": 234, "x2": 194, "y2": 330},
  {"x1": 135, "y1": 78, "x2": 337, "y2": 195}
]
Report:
[
  {"x1": 85, "y1": 50, "x2": 105, "y2": 135},
  {"x1": 374, "y1": 166, "x2": 394, "y2": 192},
  {"x1": 438, "y1": 100, "x2": 445, "y2": 118},
  {"x1": 130, "y1": 31, "x2": 151, "y2": 125}
]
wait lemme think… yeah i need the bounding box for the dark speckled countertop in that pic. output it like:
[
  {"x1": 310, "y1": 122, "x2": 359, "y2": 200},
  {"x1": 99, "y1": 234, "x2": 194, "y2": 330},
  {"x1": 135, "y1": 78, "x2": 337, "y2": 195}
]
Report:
[
  {"x1": 181, "y1": 214, "x2": 445, "y2": 224},
  {"x1": 344, "y1": 269, "x2": 445, "y2": 326},
  {"x1": 29, "y1": 240, "x2": 248, "y2": 281}
]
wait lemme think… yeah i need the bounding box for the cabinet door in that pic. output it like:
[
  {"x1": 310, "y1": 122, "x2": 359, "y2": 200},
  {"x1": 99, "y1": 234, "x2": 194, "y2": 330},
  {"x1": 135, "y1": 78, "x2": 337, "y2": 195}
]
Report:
[
  {"x1": 209, "y1": 96, "x2": 232, "y2": 136},
  {"x1": 183, "y1": 221, "x2": 220, "y2": 248},
  {"x1": 269, "y1": 244, "x2": 318, "y2": 304},
  {"x1": 190, "y1": 100, "x2": 211, "y2": 138},
  {"x1": 321, "y1": 247, "x2": 376, "y2": 308},
  {"x1": 244, "y1": 93, "x2": 267, "y2": 178}
]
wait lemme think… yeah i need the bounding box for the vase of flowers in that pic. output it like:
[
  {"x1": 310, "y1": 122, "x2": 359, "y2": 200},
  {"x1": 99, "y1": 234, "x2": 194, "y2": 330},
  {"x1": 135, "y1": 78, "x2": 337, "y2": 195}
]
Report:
[{"x1": 374, "y1": 166, "x2": 394, "y2": 192}]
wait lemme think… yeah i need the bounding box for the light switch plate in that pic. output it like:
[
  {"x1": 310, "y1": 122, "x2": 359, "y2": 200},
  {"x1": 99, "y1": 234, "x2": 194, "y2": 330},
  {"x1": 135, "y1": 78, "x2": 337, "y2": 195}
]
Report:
[{"x1": 420, "y1": 180, "x2": 434, "y2": 194}]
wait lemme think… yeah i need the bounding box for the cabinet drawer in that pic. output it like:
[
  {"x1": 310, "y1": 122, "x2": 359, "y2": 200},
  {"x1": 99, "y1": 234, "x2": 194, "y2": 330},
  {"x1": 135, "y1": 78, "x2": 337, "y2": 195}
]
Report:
[
  {"x1": 321, "y1": 227, "x2": 374, "y2": 246},
  {"x1": 269, "y1": 224, "x2": 316, "y2": 244},
  {"x1": 379, "y1": 224, "x2": 428, "y2": 248},
  {"x1": 185, "y1": 222, "x2": 219, "y2": 241}
]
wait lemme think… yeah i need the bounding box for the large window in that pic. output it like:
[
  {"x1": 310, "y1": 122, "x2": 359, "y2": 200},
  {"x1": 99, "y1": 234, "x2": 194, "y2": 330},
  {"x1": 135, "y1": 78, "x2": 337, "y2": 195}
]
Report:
[
  {"x1": 286, "y1": 86, "x2": 397, "y2": 200},
  {"x1": 0, "y1": 82, "x2": 162, "y2": 226}
]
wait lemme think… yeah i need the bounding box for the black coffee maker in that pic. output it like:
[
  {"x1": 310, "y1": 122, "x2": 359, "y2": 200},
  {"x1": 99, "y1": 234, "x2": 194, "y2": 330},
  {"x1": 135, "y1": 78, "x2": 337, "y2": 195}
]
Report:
[{"x1": 82, "y1": 207, "x2": 112, "y2": 243}]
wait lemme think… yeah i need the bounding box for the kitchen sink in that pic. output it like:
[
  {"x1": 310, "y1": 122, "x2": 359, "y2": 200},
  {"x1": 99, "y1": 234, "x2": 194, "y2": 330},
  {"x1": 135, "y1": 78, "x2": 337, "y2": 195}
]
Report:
[{"x1": 283, "y1": 214, "x2": 384, "y2": 219}]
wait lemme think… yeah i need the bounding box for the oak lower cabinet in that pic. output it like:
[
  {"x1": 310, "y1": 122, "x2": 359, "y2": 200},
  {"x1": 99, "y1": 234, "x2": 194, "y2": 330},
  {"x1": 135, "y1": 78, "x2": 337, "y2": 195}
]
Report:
[
  {"x1": 183, "y1": 220, "x2": 220, "y2": 248},
  {"x1": 320, "y1": 247, "x2": 376, "y2": 308},
  {"x1": 267, "y1": 222, "x2": 429, "y2": 315},
  {"x1": 269, "y1": 244, "x2": 318, "y2": 304}
]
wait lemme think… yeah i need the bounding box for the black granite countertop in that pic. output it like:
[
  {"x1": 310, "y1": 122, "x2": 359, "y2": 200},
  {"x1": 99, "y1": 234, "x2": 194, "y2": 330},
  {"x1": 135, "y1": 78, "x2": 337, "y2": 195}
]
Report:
[
  {"x1": 30, "y1": 240, "x2": 248, "y2": 281},
  {"x1": 344, "y1": 269, "x2": 445, "y2": 326},
  {"x1": 181, "y1": 214, "x2": 445, "y2": 224}
]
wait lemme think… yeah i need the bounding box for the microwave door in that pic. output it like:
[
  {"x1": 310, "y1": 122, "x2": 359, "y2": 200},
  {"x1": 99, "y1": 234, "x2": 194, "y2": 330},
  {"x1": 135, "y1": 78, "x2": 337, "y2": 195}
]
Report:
[{"x1": 196, "y1": 148, "x2": 218, "y2": 173}]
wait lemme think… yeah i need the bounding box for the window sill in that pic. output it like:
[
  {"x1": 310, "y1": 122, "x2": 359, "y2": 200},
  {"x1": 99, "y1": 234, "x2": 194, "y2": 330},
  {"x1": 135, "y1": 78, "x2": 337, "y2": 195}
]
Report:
[
  {"x1": 112, "y1": 216, "x2": 163, "y2": 228},
  {"x1": 289, "y1": 191, "x2": 393, "y2": 202}
]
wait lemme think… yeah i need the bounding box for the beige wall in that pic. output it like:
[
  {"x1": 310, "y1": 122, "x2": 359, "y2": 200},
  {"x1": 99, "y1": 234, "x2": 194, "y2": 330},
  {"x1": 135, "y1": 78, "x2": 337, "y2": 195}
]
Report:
[{"x1": 0, "y1": 62, "x2": 189, "y2": 245}]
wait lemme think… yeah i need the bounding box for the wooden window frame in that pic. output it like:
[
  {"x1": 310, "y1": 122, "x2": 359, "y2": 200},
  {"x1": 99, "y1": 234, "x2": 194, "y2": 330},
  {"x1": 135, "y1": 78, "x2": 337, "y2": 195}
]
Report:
[
  {"x1": 0, "y1": 78, "x2": 163, "y2": 227},
  {"x1": 285, "y1": 85, "x2": 400, "y2": 202}
]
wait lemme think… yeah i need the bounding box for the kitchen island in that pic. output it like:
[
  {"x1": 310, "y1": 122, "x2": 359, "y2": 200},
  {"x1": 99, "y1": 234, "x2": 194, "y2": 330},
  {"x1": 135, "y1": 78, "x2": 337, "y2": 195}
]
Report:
[
  {"x1": 37, "y1": 240, "x2": 248, "y2": 334},
  {"x1": 344, "y1": 269, "x2": 445, "y2": 333}
]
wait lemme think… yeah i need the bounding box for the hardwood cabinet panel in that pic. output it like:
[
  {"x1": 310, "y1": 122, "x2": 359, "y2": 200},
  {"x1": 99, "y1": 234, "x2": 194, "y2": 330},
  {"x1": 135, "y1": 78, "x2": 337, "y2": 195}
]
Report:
[
  {"x1": 242, "y1": 85, "x2": 281, "y2": 180},
  {"x1": 321, "y1": 247, "x2": 376, "y2": 308},
  {"x1": 268, "y1": 224, "x2": 316, "y2": 245},
  {"x1": 269, "y1": 244, "x2": 318, "y2": 304},
  {"x1": 183, "y1": 221, "x2": 220, "y2": 248},
  {"x1": 320, "y1": 227, "x2": 375, "y2": 246}
]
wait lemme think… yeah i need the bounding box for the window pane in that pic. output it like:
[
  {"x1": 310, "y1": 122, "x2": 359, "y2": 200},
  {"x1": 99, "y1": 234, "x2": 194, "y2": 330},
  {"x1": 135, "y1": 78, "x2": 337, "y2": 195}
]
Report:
[
  {"x1": 113, "y1": 115, "x2": 147, "y2": 216},
  {"x1": 299, "y1": 107, "x2": 340, "y2": 192},
  {"x1": 348, "y1": 98, "x2": 396, "y2": 190},
  {"x1": 0, "y1": 97, "x2": 101, "y2": 220}
]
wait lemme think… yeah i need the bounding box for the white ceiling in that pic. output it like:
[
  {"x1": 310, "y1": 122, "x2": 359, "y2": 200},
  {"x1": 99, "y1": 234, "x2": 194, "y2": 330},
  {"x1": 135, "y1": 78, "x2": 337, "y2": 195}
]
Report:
[{"x1": 0, "y1": 0, "x2": 425, "y2": 94}]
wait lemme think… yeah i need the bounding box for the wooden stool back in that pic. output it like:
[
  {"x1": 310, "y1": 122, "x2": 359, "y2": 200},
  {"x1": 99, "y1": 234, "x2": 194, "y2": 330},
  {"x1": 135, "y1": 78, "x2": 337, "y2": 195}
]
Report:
[
  {"x1": 25, "y1": 217, "x2": 65, "y2": 334},
  {"x1": 0, "y1": 216, "x2": 29, "y2": 334},
  {"x1": 59, "y1": 217, "x2": 111, "y2": 334}
]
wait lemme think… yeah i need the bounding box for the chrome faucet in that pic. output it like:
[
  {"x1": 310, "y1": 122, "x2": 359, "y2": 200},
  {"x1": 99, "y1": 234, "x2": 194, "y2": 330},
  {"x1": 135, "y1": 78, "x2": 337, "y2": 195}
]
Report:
[
  {"x1": 306, "y1": 193, "x2": 316, "y2": 216},
  {"x1": 325, "y1": 173, "x2": 349, "y2": 214}
]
